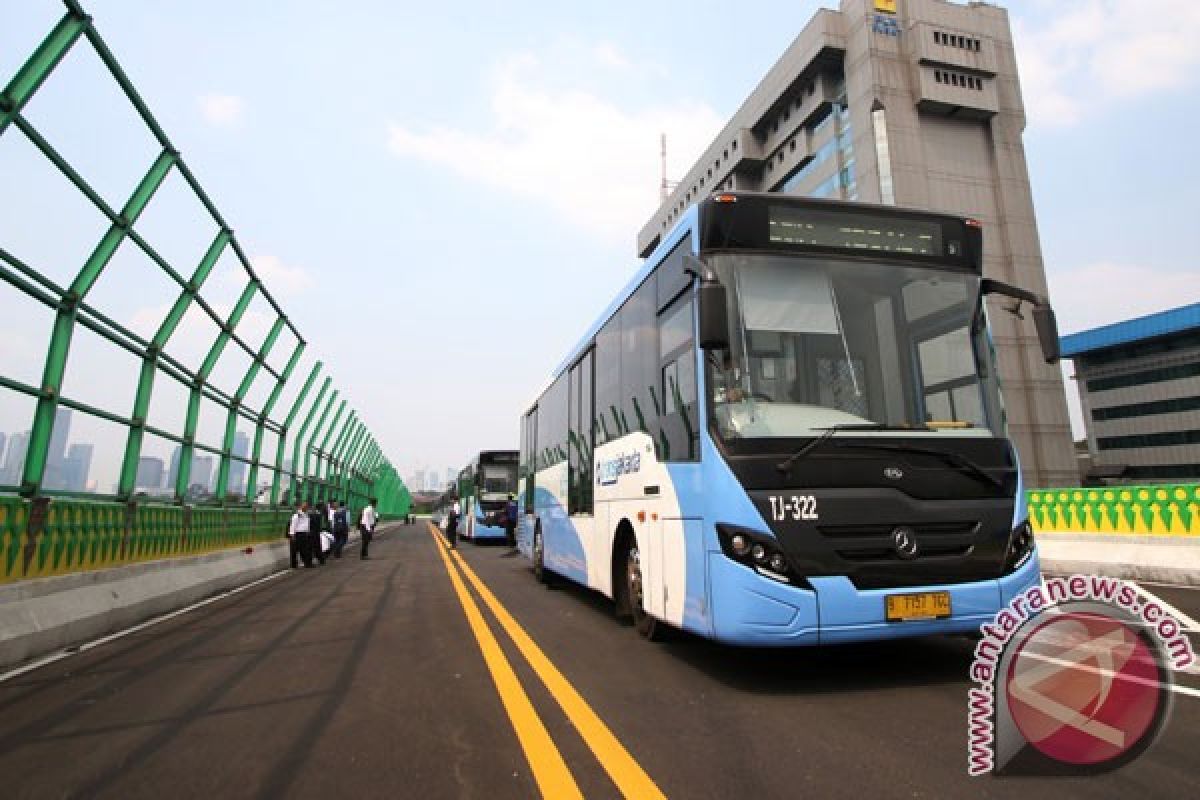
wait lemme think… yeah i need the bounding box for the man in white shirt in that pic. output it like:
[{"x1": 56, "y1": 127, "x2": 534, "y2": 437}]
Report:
[
  {"x1": 360, "y1": 499, "x2": 378, "y2": 560},
  {"x1": 288, "y1": 502, "x2": 312, "y2": 568}
]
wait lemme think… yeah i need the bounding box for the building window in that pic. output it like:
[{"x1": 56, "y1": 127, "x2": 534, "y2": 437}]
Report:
[
  {"x1": 1092, "y1": 395, "x2": 1200, "y2": 422},
  {"x1": 1125, "y1": 464, "x2": 1200, "y2": 480},
  {"x1": 1097, "y1": 429, "x2": 1200, "y2": 451},
  {"x1": 1087, "y1": 361, "x2": 1200, "y2": 392}
]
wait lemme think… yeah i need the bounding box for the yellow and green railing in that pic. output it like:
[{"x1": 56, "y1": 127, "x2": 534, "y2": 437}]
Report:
[
  {"x1": 1027, "y1": 484, "x2": 1200, "y2": 536},
  {"x1": 0, "y1": 1, "x2": 409, "y2": 583}
]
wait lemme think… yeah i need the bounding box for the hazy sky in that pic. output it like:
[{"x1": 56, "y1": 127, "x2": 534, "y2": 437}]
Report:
[{"x1": 2, "y1": 0, "x2": 1199, "y2": 492}]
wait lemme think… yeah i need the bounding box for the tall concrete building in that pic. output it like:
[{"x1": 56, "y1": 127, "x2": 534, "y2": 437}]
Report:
[
  {"x1": 228, "y1": 431, "x2": 250, "y2": 496},
  {"x1": 1063, "y1": 303, "x2": 1200, "y2": 484},
  {"x1": 42, "y1": 407, "x2": 73, "y2": 491},
  {"x1": 0, "y1": 431, "x2": 27, "y2": 486},
  {"x1": 638, "y1": 0, "x2": 1074, "y2": 486},
  {"x1": 136, "y1": 456, "x2": 166, "y2": 491},
  {"x1": 63, "y1": 443, "x2": 93, "y2": 492}
]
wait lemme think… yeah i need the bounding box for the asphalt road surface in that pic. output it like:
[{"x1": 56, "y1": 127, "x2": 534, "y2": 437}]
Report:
[{"x1": 1, "y1": 522, "x2": 1196, "y2": 798}]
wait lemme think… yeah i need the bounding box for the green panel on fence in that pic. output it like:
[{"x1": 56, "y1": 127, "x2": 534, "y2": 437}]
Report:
[{"x1": 1027, "y1": 484, "x2": 1200, "y2": 536}]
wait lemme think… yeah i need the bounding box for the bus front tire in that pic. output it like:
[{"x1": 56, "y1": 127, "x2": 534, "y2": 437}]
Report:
[
  {"x1": 533, "y1": 527, "x2": 555, "y2": 586},
  {"x1": 625, "y1": 543, "x2": 666, "y2": 641}
]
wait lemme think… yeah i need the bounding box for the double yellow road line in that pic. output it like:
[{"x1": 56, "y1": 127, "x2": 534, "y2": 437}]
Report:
[{"x1": 427, "y1": 524, "x2": 664, "y2": 799}]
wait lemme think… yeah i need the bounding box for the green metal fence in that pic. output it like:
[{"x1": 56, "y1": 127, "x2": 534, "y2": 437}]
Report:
[{"x1": 0, "y1": 1, "x2": 409, "y2": 581}]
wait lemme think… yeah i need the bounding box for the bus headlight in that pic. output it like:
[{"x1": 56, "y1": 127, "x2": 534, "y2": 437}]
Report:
[
  {"x1": 716, "y1": 524, "x2": 794, "y2": 584},
  {"x1": 1004, "y1": 519, "x2": 1035, "y2": 573},
  {"x1": 730, "y1": 533, "x2": 751, "y2": 557}
]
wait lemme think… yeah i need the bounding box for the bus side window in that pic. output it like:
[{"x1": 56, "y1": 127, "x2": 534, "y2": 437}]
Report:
[
  {"x1": 522, "y1": 407, "x2": 537, "y2": 510},
  {"x1": 658, "y1": 294, "x2": 699, "y2": 461}
]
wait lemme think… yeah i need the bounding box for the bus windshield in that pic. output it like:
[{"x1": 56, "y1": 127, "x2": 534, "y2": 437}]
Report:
[
  {"x1": 706, "y1": 252, "x2": 1003, "y2": 441},
  {"x1": 481, "y1": 465, "x2": 516, "y2": 495}
]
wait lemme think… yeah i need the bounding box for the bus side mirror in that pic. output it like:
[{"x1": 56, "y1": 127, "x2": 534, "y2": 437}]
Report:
[
  {"x1": 698, "y1": 278, "x2": 729, "y2": 351},
  {"x1": 1032, "y1": 304, "x2": 1061, "y2": 364}
]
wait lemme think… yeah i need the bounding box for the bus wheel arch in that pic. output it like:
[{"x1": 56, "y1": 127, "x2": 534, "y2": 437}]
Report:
[{"x1": 615, "y1": 522, "x2": 666, "y2": 640}]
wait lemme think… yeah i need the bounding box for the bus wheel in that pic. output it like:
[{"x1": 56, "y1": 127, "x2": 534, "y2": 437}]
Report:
[
  {"x1": 533, "y1": 526, "x2": 554, "y2": 586},
  {"x1": 625, "y1": 543, "x2": 665, "y2": 641}
]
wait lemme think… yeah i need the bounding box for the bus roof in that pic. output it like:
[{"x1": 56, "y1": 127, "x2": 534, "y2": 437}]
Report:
[
  {"x1": 525, "y1": 192, "x2": 980, "y2": 412},
  {"x1": 523, "y1": 205, "x2": 700, "y2": 412}
]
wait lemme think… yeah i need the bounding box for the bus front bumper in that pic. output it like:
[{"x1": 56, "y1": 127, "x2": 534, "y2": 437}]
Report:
[
  {"x1": 707, "y1": 548, "x2": 1041, "y2": 646},
  {"x1": 469, "y1": 522, "x2": 508, "y2": 541}
]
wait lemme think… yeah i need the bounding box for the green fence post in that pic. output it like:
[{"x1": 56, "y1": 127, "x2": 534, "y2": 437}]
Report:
[
  {"x1": 0, "y1": 6, "x2": 90, "y2": 137},
  {"x1": 248, "y1": 339, "x2": 304, "y2": 503},
  {"x1": 274, "y1": 361, "x2": 321, "y2": 506},
  {"x1": 314, "y1": 399, "x2": 346, "y2": 504},
  {"x1": 326, "y1": 412, "x2": 357, "y2": 502},
  {"x1": 116, "y1": 230, "x2": 230, "y2": 499},
  {"x1": 175, "y1": 277, "x2": 258, "y2": 501},
  {"x1": 341, "y1": 423, "x2": 367, "y2": 505},
  {"x1": 301, "y1": 389, "x2": 338, "y2": 503},
  {"x1": 215, "y1": 314, "x2": 284, "y2": 502},
  {"x1": 289, "y1": 376, "x2": 330, "y2": 504},
  {"x1": 23, "y1": 148, "x2": 176, "y2": 497}
]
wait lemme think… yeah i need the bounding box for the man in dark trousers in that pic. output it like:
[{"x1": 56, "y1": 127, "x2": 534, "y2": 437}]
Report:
[
  {"x1": 446, "y1": 499, "x2": 460, "y2": 549},
  {"x1": 308, "y1": 502, "x2": 329, "y2": 565},
  {"x1": 332, "y1": 501, "x2": 349, "y2": 558},
  {"x1": 360, "y1": 498, "x2": 378, "y2": 559},
  {"x1": 501, "y1": 494, "x2": 519, "y2": 557},
  {"x1": 288, "y1": 502, "x2": 313, "y2": 568}
]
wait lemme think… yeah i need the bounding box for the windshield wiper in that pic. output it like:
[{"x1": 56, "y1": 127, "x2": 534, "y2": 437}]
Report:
[
  {"x1": 833, "y1": 441, "x2": 1006, "y2": 491},
  {"x1": 775, "y1": 424, "x2": 920, "y2": 474}
]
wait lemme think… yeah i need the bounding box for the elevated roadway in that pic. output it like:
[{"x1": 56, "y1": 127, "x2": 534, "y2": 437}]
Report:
[{"x1": 1, "y1": 522, "x2": 1197, "y2": 798}]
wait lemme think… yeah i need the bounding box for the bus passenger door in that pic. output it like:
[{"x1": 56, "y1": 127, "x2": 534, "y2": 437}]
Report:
[{"x1": 568, "y1": 350, "x2": 598, "y2": 588}]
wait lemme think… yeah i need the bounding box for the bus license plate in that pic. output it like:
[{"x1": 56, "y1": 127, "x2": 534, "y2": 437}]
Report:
[{"x1": 885, "y1": 591, "x2": 951, "y2": 622}]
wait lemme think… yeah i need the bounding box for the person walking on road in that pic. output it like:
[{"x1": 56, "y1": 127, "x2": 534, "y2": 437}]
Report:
[
  {"x1": 288, "y1": 502, "x2": 313, "y2": 568},
  {"x1": 446, "y1": 499, "x2": 460, "y2": 549},
  {"x1": 309, "y1": 502, "x2": 329, "y2": 565},
  {"x1": 332, "y1": 501, "x2": 349, "y2": 558},
  {"x1": 360, "y1": 498, "x2": 378, "y2": 559},
  {"x1": 501, "y1": 494, "x2": 519, "y2": 557}
]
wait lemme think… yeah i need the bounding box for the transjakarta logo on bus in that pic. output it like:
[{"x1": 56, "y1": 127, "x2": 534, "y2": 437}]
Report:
[{"x1": 597, "y1": 452, "x2": 641, "y2": 486}]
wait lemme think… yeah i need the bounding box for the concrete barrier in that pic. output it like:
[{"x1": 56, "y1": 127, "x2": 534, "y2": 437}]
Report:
[
  {"x1": 0, "y1": 540, "x2": 291, "y2": 671},
  {"x1": 1036, "y1": 532, "x2": 1200, "y2": 586},
  {"x1": 0, "y1": 524, "x2": 395, "y2": 671}
]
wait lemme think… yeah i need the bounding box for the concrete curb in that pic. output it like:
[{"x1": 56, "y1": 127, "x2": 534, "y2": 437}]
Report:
[
  {"x1": 0, "y1": 524, "x2": 400, "y2": 671},
  {"x1": 0, "y1": 541, "x2": 290, "y2": 671},
  {"x1": 1037, "y1": 532, "x2": 1200, "y2": 586}
]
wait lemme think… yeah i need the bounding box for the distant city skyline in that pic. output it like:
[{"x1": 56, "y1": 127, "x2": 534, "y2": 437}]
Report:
[
  {"x1": 0, "y1": 409, "x2": 95, "y2": 493},
  {"x1": 405, "y1": 466, "x2": 458, "y2": 494}
]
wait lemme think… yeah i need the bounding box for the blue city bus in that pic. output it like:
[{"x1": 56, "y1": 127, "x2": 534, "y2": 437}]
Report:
[
  {"x1": 517, "y1": 192, "x2": 1060, "y2": 644},
  {"x1": 459, "y1": 450, "x2": 519, "y2": 542}
]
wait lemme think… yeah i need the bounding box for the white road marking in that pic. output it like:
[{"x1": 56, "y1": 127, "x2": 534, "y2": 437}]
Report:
[
  {"x1": 1021, "y1": 651, "x2": 1200, "y2": 700},
  {"x1": 1131, "y1": 582, "x2": 1200, "y2": 633}
]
